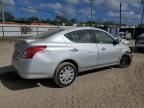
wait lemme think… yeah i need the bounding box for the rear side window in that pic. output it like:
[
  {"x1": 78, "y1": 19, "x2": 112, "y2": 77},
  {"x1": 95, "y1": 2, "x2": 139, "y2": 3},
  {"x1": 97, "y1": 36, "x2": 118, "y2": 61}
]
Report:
[
  {"x1": 65, "y1": 30, "x2": 93, "y2": 43},
  {"x1": 92, "y1": 30, "x2": 114, "y2": 44}
]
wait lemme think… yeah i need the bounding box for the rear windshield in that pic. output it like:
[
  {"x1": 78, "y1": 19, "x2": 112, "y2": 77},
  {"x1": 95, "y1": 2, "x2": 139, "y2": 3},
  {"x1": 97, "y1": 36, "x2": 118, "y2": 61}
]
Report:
[{"x1": 32, "y1": 28, "x2": 64, "y2": 39}]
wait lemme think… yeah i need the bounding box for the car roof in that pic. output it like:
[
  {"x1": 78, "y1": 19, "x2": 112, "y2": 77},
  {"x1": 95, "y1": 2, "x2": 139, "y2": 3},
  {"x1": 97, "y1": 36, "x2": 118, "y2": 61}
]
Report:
[
  {"x1": 59, "y1": 27, "x2": 105, "y2": 35},
  {"x1": 64, "y1": 27, "x2": 102, "y2": 31}
]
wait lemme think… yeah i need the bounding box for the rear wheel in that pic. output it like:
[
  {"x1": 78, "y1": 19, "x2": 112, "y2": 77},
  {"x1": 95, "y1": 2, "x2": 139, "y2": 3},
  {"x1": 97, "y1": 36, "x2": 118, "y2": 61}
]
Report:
[
  {"x1": 54, "y1": 62, "x2": 77, "y2": 88},
  {"x1": 119, "y1": 55, "x2": 131, "y2": 68}
]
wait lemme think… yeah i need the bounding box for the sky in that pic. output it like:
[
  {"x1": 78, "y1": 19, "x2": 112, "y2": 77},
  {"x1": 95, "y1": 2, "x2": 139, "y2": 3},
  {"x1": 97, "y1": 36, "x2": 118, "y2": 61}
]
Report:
[{"x1": 2, "y1": 0, "x2": 143, "y2": 25}]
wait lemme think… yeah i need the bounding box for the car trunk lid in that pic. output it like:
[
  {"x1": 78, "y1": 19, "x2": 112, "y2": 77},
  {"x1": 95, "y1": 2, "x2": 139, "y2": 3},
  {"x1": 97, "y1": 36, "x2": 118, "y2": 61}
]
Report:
[{"x1": 14, "y1": 39, "x2": 35, "y2": 59}]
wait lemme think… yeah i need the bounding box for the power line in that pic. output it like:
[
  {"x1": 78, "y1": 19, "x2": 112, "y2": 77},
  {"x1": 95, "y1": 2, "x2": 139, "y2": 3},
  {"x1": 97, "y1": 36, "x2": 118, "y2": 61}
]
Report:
[
  {"x1": 3, "y1": 3, "x2": 56, "y2": 14},
  {"x1": 3, "y1": 3, "x2": 80, "y2": 19}
]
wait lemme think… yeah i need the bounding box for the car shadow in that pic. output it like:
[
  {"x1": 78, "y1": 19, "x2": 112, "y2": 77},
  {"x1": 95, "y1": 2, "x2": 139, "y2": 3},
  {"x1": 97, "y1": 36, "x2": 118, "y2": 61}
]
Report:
[
  {"x1": 136, "y1": 49, "x2": 144, "y2": 53},
  {"x1": 0, "y1": 65, "x2": 112, "y2": 90},
  {"x1": 78, "y1": 67, "x2": 112, "y2": 76},
  {"x1": 131, "y1": 46, "x2": 144, "y2": 53},
  {"x1": 0, "y1": 65, "x2": 58, "y2": 90}
]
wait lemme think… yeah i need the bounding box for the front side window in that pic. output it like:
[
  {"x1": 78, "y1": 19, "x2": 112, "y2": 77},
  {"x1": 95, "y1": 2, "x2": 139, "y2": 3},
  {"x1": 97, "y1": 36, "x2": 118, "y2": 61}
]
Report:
[
  {"x1": 65, "y1": 30, "x2": 93, "y2": 43},
  {"x1": 92, "y1": 30, "x2": 114, "y2": 44}
]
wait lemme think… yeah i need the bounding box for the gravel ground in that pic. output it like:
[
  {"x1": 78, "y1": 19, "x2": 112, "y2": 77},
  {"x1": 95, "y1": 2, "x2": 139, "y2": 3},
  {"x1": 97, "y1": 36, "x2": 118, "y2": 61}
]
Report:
[{"x1": 0, "y1": 41, "x2": 144, "y2": 108}]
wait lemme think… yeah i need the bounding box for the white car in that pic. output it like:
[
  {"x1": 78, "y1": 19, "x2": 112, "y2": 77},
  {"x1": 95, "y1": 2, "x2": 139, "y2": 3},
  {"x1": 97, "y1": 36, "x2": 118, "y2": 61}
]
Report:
[{"x1": 12, "y1": 27, "x2": 132, "y2": 87}]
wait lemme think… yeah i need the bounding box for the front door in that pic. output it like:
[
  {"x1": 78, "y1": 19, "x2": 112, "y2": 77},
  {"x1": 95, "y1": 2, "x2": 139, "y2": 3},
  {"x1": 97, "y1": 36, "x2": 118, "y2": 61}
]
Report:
[{"x1": 92, "y1": 30, "x2": 121, "y2": 65}]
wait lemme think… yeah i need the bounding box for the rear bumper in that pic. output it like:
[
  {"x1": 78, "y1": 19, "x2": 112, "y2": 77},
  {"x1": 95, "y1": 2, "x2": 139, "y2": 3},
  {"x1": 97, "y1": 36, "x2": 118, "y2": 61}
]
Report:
[{"x1": 12, "y1": 55, "x2": 57, "y2": 79}]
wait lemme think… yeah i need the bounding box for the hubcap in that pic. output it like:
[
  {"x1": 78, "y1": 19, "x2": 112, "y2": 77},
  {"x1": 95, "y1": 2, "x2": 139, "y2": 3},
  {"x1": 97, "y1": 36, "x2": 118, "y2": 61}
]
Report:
[{"x1": 59, "y1": 66, "x2": 75, "y2": 84}]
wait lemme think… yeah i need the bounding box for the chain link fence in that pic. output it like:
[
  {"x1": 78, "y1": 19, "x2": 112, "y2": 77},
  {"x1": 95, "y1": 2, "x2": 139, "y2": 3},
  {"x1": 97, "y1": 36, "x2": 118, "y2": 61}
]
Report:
[{"x1": 0, "y1": 24, "x2": 73, "y2": 37}]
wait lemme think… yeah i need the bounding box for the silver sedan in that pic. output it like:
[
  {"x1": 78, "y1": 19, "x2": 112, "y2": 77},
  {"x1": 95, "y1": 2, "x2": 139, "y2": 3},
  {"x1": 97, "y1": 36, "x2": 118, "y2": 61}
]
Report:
[{"x1": 12, "y1": 27, "x2": 132, "y2": 87}]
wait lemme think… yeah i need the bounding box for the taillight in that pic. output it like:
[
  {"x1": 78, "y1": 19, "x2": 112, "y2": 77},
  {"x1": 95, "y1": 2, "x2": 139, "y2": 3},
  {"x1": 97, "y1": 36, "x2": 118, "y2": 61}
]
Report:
[{"x1": 22, "y1": 46, "x2": 47, "y2": 59}]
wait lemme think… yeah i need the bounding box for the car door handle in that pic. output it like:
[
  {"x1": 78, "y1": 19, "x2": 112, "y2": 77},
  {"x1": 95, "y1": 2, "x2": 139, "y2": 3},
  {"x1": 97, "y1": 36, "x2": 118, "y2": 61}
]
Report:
[
  {"x1": 101, "y1": 47, "x2": 106, "y2": 50},
  {"x1": 71, "y1": 48, "x2": 79, "y2": 52}
]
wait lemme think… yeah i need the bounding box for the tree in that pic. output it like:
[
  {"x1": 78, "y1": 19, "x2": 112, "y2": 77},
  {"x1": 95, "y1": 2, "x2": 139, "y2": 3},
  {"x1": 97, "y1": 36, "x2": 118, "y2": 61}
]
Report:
[
  {"x1": 54, "y1": 15, "x2": 78, "y2": 26},
  {"x1": 3, "y1": 12, "x2": 15, "y2": 22},
  {"x1": 15, "y1": 18, "x2": 27, "y2": 23},
  {"x1": 26, "y1": 16, "x2": 39, "y2": 24},
  {"x1": 71, "y1": 18, "x2": 77, "y2": 24},
  {"x1": 40, "y1": 18, "x2": 50, "y2": 23},
  {"x1": 55, "y1": 15, "x2": 66, "y2": 25}
]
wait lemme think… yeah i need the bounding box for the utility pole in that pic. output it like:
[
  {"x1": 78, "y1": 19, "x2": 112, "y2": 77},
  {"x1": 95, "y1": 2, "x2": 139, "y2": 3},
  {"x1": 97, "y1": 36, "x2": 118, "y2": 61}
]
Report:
[
  {"x1": 141, "y1": 0, "x2": 144, "y2": 25},
  {"x1": 0, "y1": 0, "x2": 5, "y2": 23},
  {"x1": 89, "y1": 0, "x2": 93, "y2": 27},
  {"x1": 120, "y1": 2, "x2": 122, "y2": 28},
  {"x1": 141, "y1": 5, "x2": 144, "y2": 25},
  {"x1": 0, "y1": 0, "x2": 5, "y2": 37}
]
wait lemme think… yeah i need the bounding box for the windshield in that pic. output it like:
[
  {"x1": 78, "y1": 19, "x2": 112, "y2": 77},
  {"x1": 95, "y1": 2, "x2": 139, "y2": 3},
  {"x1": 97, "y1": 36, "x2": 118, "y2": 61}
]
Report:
[{"x1": 32, "y1": 28, "x2": 64, "y2": 39}]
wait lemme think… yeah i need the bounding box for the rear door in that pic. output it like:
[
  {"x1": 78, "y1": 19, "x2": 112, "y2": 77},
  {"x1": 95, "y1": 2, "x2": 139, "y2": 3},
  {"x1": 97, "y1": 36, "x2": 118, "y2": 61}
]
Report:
[
  {"x1": 92, "y1": 30, "x2": 121, "y2": 65},
  {"x1": 65, "y1": 30, "x2": 99, "y2": 70}
]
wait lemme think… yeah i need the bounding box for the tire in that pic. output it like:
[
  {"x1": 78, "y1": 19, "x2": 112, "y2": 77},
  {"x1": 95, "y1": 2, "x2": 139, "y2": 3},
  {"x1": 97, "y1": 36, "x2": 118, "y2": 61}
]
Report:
[
  {"x1": 119, "y1": 55, "x2": 131, "y2": 68},
  {"x1": 54, "y1": 62, "x2": 77, "y2": 88}
]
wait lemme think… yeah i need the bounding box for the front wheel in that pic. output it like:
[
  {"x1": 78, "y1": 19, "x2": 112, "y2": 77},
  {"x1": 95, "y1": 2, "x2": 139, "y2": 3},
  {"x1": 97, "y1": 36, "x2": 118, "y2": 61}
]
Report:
[
  {"x1": 54, "y1": 62, "x2": 77, "y2": 88},
  {"x1": 119, "y1": 55, "x2": 131, "y2": 68}
]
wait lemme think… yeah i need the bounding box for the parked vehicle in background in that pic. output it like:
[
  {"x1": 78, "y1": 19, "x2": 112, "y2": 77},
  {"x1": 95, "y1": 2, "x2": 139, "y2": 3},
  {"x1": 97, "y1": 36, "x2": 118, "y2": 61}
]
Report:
[
  {"x1": 12, "y1": 27, "x2": 132, "y2": 87},
  {"x1": 119, "y1": 31, "x2": 132, "y2": 40},
  {"x1": 119, "y1": 32, "x2": 125, "y2": 38},
  {"x1": 135, "y1": 33, "x2": 144, "y2": 51}
]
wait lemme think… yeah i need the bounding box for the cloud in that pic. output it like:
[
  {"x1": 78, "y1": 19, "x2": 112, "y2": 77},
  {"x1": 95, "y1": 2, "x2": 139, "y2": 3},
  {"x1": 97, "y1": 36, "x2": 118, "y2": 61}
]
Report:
[
  {"x1": 3, "y1": 0, "x2": 15, "y2": 4},
  {"x1": 94, "y1": 0, "x2": 141, "y2": 24},
  {"x1": 124, "y1": 0, "x2": 140, "y2": 8},
  {"x1": 48, "y1": 2, "x2": 62, "y2": 10},
  {"x1": 1, "y1": 0, "x2": 15, "y2": 11},
  {"x1": 108, "y1": 11, "x2": 140, "y2": 19},
  {"x1": 40, "y1": 2, "x2": 62, "y2": 10},
  {"x1": 39, "y1": 0, "x2": 141, "y2": 24},
  {"x1": 107, "y1": 11, "x2": 119, "y2": 17},
  {"x1": 107, "y1": 10, "x2": 141, "y2": 24},
  {"x1": 83, "y1": 0, "x2": 140, "y2": 10},
  {"x1": 55, "y1": 11, "x2": 64, "y2": 16},
  {"x1": 40, "y1": 2, "x2": 77, "y2": 17},
  {"x1": 94, "y1": 0, "x2": 129, "y2": 11},
  {"x1": 65, "y1": 0, "x2": 80, "y2": 5},
  {"x1": 20, "y1": 0, "x2": 31, "y2": 5},
  {"x1": 63, "y1": 6, "x2": 77, "y2": 17},
  {"x1": 79, "y1": 8, "x2": 96, "y2": 19},
  {"x1": 83, "y1": 0, "x2": 89, "y2": 3},
  {"x1": 122, "y1": 11, "x2": 141, "y2": 20},
  {"x1": 22, "y1": 7, "x2": 38, "y2": 13}
]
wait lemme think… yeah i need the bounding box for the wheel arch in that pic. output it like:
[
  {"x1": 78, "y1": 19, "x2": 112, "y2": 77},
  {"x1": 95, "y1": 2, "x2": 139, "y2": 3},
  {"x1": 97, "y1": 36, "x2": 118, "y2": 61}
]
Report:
[
  {"x1": 59, "y1": 59, "x2": 79, "y2": 72},
  {"x1": 119, "y1": 52, "x2": 132, "y2": 64}
]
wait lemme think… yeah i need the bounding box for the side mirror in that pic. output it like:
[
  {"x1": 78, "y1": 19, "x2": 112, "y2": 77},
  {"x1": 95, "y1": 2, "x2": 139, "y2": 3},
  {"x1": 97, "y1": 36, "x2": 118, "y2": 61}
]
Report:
[{"x1": 113, "y1": 39, "x2": 119, "y2": 45}]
